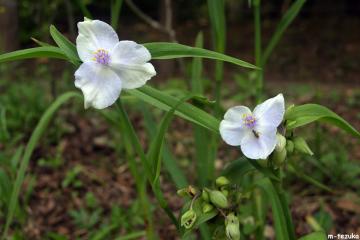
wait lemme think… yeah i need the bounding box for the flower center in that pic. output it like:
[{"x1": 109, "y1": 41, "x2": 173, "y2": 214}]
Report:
[
  {"x1": 94, "y1": 49, "x2": 110, "y2": 65},
  {"x1": 243, "y1": 115, "x2": 257, "y2": 129}
]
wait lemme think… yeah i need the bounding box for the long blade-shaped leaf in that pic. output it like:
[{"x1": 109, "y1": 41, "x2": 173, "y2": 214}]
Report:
[
  {"x1": 1, "y1": 92, "x2": 81, "y2": 239},
  {"x1": 262, "y1": 0, "x2": 307, "y2": 65},
  {"x1": 0, "y1": 47, "x2": 67, "y2": 63},
  {"x1": 50, "y1": 25, "x2": 80, "y2": 65},
  {"x1": 148, "y1": 95, "x2": 194, "y2": 186},
  {"x1": 143, "y1": 42, "x2": 257, "y2": 69},
  {"x1": 128, "y1": 86, "x2": 221, "y2": 133},
  {"x1": 142, "y1": 105, "x2": 188, "y2": 188},
  {"x1": 255, "y1": 178, "x2": 289, "y2": 240},
  {"x1": 285, "y1": 104, "x2": 360, "y2": 138}
]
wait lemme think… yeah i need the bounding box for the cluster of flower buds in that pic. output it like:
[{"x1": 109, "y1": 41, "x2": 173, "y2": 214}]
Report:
[
  {"x1": 178, "y1": 176, "x2": 241, "y2": 239},
  {"x1": 267, "y1": 132, "x2": 313, "y2": 168}
]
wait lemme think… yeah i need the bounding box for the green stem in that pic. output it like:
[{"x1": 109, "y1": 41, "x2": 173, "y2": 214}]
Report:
[
  {"x1": 1, "y1": 92, "x2": 81, "y2": 240},
  {"x1": 271, "y1": 169, "x2": 296, "y2": 240},
  {"x1": 115, "y1": 100, "x2": 179, "y2": 231},
  {"x1": 116, "y1": 101, "x2": 155, "y2": 240},
  {"x1": 254, "y1": 0, "x2": 263, "y2": 103}
]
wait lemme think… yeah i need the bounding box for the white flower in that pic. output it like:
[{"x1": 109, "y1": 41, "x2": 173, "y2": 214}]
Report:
[
  {"x1": 219, "y1": 94, "x2": 285, "y2": 160},
  {"x1": 74, "y1": 19, "x2": 156, "y2": 109}
]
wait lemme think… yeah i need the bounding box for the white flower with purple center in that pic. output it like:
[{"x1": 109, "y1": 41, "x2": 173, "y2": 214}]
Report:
[
  {"x1": 74, "y1": 19, "x2": 156, "y2": 109},
  {"x1": 219, "y1": 94, "x2": 285, "y2": 159}
]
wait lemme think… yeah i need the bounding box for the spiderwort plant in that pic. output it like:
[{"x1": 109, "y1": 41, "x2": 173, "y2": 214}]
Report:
[{"x1": 0, "y1": 7, "x2": 359, "y2": 240}]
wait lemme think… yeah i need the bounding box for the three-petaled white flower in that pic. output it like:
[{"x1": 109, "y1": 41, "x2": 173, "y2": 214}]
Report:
[
  {"x1": 219, "y1": 94, "x2": 285, "y2": 160},
  {"x1": 74, "y1": 19, "x2": 156, "y2": 109}
]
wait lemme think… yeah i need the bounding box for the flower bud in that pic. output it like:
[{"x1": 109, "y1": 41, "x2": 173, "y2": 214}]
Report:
[
  {"x1": 275, "y1": 134, "x2": 286, "y2": 152},
  {"x1": 181, "y1": 209, "x2": 197, "y2": 229},
  {"x1": 202, "y1": 189, "x2": 209, "y2": 202},
  {"x1": 286, "y1": 140, "x2": 294, "y2": 153},
  {"x1": 216, "y1": 176, "x2": 230, "y2": 187},
  {"x1": 209, "y1": 190, "x2": 228, "y2": 208},
  {"x1": 188, "y1": 185, "x2": 198, "y2": 196},
  {"x1": 177, "y1": 185, "x2": 198, "y2": 197},
  {"x1": 202, "y1": 203, "x2": 214, "y2": 213},
  {"x1": 272, "y1": 148, "x2": 287, "y2": 166},
  {"x1": 177, "y1": 188, "x2": 188, "y2": 197},
  {"x1": 221, "y1": 189, "x2": 229, "y2": 197},
  {"x1": 293, "y1": 137, "x2": 313, "y2": 155},
  {"x1": 225, "y1": 213, "x2": 240, "y2": 240}
]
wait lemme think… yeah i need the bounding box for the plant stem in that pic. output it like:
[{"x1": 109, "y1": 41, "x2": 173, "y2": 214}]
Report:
[
  {"x1": 254, "y1": 0, "x2": 263, "y2": 103},
  {"x1": 115, "y1": 100, "x2": 179, "y2": 231},
  {"x1": 271, "y1": 168, "x2": 296, "y2": 240},
  {"x1": 116, "y1": 101, "x2": 155, "y2": 240},
  {"x1": 1, "y1": 92, "x2": 81, "y2": 240}
]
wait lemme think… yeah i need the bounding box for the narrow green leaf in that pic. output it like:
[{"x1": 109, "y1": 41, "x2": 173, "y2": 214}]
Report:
[
  {"x1": 0, "y1": 47, "x2": 67, "y2": 63},
  {"x1": 148, "y1": 95, "x2": 193, "y2": 186},
  {"x1": 285, "y1": 104, "x2": 360, "y2": 138},
  {"x1": 1, "y1": 92, "x2": 82, "y2": 240},
  {"x1": 115, "y1": 231, "x2": 146, "y2": 240},
  {"x1": 255, "y1": 178, "x2": 289, "y2": 240},
  {"x1": 143, "y1": 42, "x2": 257, "y2": 69},
  {"x1": 298, "y1": 231, "x2": 327, "y2": 240},
  {"x1": 127, "y1": 86, "x2": 220, "y2": 133},
  {"x1": 142, "y1": 105, "x2": 188, "y2": 188},
  {"x1": 191, "y1": 32, "x2": 211, "y2": 187},
  {"x1": 31, "y1": 37, "x2": 51, "y2": 47},
  {"x1": 111, "y1": 0, "x2": 124, "y2": 29},
  {"x1": 288, "y1": 163, "x2": 332, "y2": 192},
  {"x1": 50, "y1": 25, "x2": 80, "y2": 65},
  {"x1": 262, "y1": 0, "x2": 307, "y2": 65}
]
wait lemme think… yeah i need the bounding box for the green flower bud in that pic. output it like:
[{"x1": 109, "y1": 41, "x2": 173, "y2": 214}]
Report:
[
  {"x1": 216, "y1": 176, "x2": 230, "y2": 187},
  {"x1": 202, "y1": 189, "x2": 209, "y2": 202},
  {"x1": 209, "y1": 190, "x2": 228, "y2": 208},
  {"x1": 188, "y1": 185, "x2": 198, "y2": 196},
  {"x1": 177, "y1": 188, "x2": 188, "y2": 197},
  {"x1": 225, "y1": 213, "x2": 240, "y2": 240},
  {"x1": 293, "y1": 137, "x2": 313, "y2": 155},
  {"x1": 181, "y1": 209, "x2": 197, "y2": 229},
  {"x1": 202, "y1": 203, "x2": 214, "y2": 213},
  {"x1": 286, "y1": 140, "x2": 294, "y2": 153},
  {"x1": 272, "y1": 148, "x2": 287, "y2": 166},
  {"x1": 221, "y1": 189, "x2": 229, "y2": 197},
  {"x1": 275, "y1": 134, "x2": 286, "y2": 152}
]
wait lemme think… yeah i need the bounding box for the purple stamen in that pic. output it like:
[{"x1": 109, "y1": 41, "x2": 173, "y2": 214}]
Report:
[
  {"x1": 244, "y1": 115, "x2": 257, "y2": 128},
  {"x1": 94, "y1": 49, "x2": 110, "y2": 65}
]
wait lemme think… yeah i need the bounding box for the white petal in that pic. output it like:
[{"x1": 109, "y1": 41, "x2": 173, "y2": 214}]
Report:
[
  {"x1": 75, "y1": 62, "x2": 122, "y2": 109},
  {"x1": 111, "y1": 41, "x2": 151, "y2": 64},
  {"x1": 219, "y1": 106, "x2": 252, "y2": 146},
  {"x1": 110, "y1": 62, "x2": 156, "y2": 89},
  {"x1": 240, "y1": 126, "x2": 277, "y2": 159},
  {"x1": 253, "y1": 94, "x2": 285, "y2": 128},
  {"x1": 76, "y1": 20, "x2": 119, "y2": 62}
]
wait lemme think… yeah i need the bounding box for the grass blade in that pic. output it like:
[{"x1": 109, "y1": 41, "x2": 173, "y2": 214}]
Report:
[
  {"x1": 255, "y1": 178, "x2": 289, "y2": 240},
  {"x1": 142, "y1": 105, "x2": 188, "y2": 188},
  {"x1": 50, "y1": 25, "x2": 80, "y2": 65},
  {"x1": 128, "y1": 86, "x2": 220, "y2": 134},
  {"x1": 0, "y1": 47, "x2": 67, "y2": 63},
  {"x1": 262, "y1": 0, "x2": 307, "y2": 66},
  {"x1": 1, "y1": 92, "x2": 81, "y2": 239},
  {"x1": 111, "y1": 0, "x2": 124, "y2": 29},
  {"x1": 143, "y1": 42, "x2": 257, "y2": 69}
]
